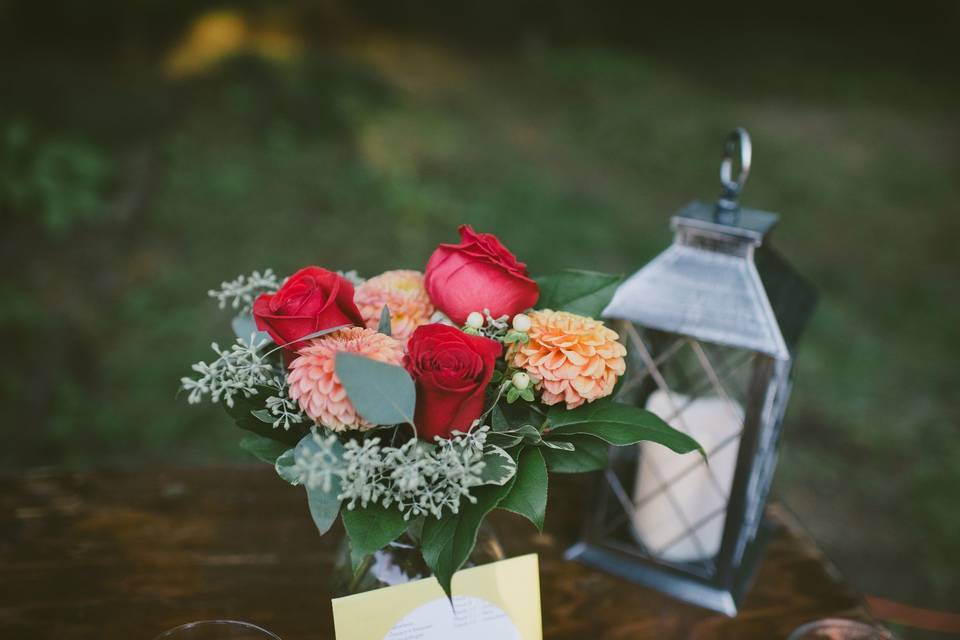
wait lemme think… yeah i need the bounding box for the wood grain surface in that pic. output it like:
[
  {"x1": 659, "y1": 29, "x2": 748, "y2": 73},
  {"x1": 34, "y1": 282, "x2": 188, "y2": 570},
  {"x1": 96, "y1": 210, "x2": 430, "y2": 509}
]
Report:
[{"x1": 0, "y1": 467, "x2": 879, "y2": 639}]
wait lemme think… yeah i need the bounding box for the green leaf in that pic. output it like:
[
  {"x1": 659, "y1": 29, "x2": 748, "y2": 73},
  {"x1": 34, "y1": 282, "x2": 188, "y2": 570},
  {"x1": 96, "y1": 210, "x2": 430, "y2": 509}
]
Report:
[
  {"x1": 490, "y1": 404, "x2": 511, "y2": 430},
  {"x1": 494, "y1": 397, "x2": 542, "y2": 428},
  {"x1": 378, "y1": 305, "x2": 392, "y2": 336},
  {"x1": 479, "y1": 445, "x2": 517, "y2": 486},
  {"x1": 498, "y1": 448, "x2": 548, "y2": 532},
  {"x1": 547, "y1": 401, "x2": 703, "y2": 455},
  {"x1": 421, "y1": 474, "x2": 518, "y2": 597},
  {"x1": 305, "y1": 478, "x2": 342, "y2": 536},
  {"x1": 503, "y1": 330, "x2": 528, "y2": 345},
  {"x1": 239, "y1": 433, "x2": 289, "y2": 464},
  {"x1": 535, "y1": 269, "x2": 622, "y2": 318},
  {"x1": 341, "y1": 502, "x2": 408, "y2": 566},
  {"x1": 515, "y1": 424, "x2": 543, "y2": 442},
  {"x1": 541, "y1": 434, "x2": 610, "y2": 473},
  {"x1": 486, "y1": 424, "x2": 540, "y2": 449},
  {"x1": 540, "y1": 438, "x2": 574, "y2": 451},
  {"x1": 251, "y1": 408, "x2": 275, "y2": 424},
  {"x1": 224, "y1": 387, "x2": 304, "y2": 446},
  {"x1": 335, "y1": 353, "x2": 416, "y2": 426},
  {"x1": 485, "y1": 431, "x2": 523, "y2": 449}
]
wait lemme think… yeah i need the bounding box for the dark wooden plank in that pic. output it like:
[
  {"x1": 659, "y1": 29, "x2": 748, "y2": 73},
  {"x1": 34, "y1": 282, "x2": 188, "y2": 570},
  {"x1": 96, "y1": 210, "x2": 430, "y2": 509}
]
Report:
[{"x1": 0, "y1": 467, "x2": 875, "y2": 639}]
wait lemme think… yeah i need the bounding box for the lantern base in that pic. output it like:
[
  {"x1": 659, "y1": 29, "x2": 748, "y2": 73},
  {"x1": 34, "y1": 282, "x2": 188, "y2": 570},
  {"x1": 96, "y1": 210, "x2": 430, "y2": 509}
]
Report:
[{"x1": 565, "y1": 517, "x2": 775, "y2": 617}]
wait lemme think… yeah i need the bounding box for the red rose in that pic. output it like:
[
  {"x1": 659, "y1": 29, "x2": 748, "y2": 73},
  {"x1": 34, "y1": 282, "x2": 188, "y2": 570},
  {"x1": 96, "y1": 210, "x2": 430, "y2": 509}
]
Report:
[
  {"x1": 253, "y1": 267, "x2": 364, "y2": 349},
  {"x1": 405, "y1": 323, "x2": 503, "y2": 442},
  {"x1": 424, "y1": 225, "x2": 539, "y2": 325}
]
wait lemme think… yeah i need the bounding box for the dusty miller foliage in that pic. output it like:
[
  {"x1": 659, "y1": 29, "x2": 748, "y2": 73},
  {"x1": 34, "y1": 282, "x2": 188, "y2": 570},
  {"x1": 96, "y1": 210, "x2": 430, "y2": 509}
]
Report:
[
  {"x1": 207, "y1": 269, "x2": 283, "y2": 316},
  {"x1": 292, "y1": 427, "x2": 490, "y2": 520}
]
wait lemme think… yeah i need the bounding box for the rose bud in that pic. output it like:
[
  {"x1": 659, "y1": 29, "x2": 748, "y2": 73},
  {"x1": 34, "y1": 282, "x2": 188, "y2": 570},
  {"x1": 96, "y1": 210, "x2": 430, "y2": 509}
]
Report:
[
  {"x1": 424, "y1": 225, "x2": 539, "y2": 325},
  {"x1": 404, "y1": 323, "x2": 503, "y2": 442},
  {"x1": 253, "y1": 267, "x2": 364, "y2": 352}
]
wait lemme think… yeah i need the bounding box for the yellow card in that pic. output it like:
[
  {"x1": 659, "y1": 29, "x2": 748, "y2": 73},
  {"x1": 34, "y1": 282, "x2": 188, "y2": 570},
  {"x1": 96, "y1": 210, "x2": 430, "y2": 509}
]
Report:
[{"x1": 331, "y1": 554, "x2": 542, "y2": 640}]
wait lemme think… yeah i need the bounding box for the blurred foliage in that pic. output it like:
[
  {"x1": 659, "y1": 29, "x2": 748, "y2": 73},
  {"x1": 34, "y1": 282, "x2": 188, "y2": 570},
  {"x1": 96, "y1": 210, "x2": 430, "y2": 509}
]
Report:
[
  {"x1": 1, "y1": 120, "x2": 113, "y2": 234},
  {"x1": 0, "y1": 0, "x2": 958, "y2": 621}
]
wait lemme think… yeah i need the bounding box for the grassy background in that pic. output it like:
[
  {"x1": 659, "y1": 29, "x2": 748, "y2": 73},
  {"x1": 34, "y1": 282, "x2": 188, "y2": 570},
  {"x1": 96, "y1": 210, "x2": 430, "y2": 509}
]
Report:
[{"x1": 2, "y1": 1, "x2": 958, "y2": 631}]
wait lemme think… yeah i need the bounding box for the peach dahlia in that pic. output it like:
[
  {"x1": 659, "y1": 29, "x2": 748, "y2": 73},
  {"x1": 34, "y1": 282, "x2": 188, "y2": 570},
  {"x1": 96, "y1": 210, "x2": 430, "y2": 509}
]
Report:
[
  {"x1": 354, "y1": 270, "x2": 435, "y2": 344},
  {"x1": 287, "y1": 327, "x2": 404, "y2": 431},
  {"x1": 508, "y1": 309, "x2": 626, "y2": 409}
]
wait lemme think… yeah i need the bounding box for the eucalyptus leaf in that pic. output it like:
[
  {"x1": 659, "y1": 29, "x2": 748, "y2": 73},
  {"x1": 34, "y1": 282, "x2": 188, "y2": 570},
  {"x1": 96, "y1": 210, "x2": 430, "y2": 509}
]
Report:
[
  {"x1": 276, "y1": 434, "x2": 343, "y2": 535},
  {"x1": 479, "y1": 445, "x2": 517, "y2": 486},
  {"x1": 295, "y1": 428, "x2": 345, "y2": 457},
  {"x1": 305, "y1": 477, "x2": 342, "y2": 536},
  {"x1": 378, "y1": 305, "x2": 392, "y2": 336},
  {"x1": 239, "y1": 433, "x2": 290, "y2": 464},
  {"x1": 279, "y1": 430, "x2": 346, "y2": 486},
  {"x1": 421, "y1": 467, "x2": 519, "y2": 597},
  {"x1": 498, "y1": 448, "x2": 548, "y2": 532},
  {"x1": 275, "y1": 448, "x2": 300, "y2": 484},
  {"x1": 231, "y1": 313, "x2": 272, "y2": 345},
  {"x1": 335, "y1": 353, "x2": 416, "y2": 426},
  {"x1": 540, "y1": 434, "x2": 610, "y2": 473},
  {"x1": 547, "y1": 400, "x2": 703, "y2": 456},
  {"x1": 341, "y1": 503, "x2": 409, "y2": 569},
  {"x1": 535, "y1": 269, "x2": 622, "y2": 318}
]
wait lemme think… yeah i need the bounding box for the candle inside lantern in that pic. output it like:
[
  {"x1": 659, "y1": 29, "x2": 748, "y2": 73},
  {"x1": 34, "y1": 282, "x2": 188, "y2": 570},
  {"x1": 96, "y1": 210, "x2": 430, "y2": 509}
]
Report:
[{"x1": 632, "y1": 390, "x2": 743, "y2": 563}]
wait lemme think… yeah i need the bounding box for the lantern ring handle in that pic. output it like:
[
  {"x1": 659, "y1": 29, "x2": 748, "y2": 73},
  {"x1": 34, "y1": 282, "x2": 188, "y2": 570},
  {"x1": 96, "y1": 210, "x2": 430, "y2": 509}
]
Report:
[{"x1": 719, "y1": 127, "x2": 752, "y2": 197}]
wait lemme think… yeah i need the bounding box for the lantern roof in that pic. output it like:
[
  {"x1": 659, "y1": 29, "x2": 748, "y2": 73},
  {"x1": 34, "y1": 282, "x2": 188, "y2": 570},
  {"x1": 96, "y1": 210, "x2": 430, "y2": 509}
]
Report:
[{"x1": 603, "y1": 199, "x2": 816, "y2": 360}]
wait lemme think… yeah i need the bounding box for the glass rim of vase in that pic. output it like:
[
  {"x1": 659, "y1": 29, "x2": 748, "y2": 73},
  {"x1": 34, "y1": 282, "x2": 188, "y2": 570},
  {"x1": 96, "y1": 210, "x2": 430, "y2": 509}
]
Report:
[
  {"x1": 152, "y1": 619, "x2": 282, "y2": 640},
  {"x1": 787, "y1": 617, "x2": 894, "y2": 640}
]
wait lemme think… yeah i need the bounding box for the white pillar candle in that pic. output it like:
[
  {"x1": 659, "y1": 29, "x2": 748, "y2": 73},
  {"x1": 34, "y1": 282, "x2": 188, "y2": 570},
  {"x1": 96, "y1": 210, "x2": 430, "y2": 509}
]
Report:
[{"x1": 631, "y1": 390, "x2": 743, "y2": 563}]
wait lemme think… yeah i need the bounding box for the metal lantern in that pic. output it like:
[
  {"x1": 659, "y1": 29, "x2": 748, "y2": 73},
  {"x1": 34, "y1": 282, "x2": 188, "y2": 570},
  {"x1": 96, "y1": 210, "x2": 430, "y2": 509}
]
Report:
[{"x1": 566, "y1": 129, "x2": 817, "y2": 615}]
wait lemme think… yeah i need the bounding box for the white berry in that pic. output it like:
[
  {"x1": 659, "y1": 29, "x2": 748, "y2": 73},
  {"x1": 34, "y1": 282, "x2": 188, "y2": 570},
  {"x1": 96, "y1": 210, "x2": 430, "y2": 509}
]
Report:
[
  {"x1": 511, "y1": 372, "x2": 531, "y2": 391},
  {"x1": 466, "y1": 311, "x2": 485, "y2": 329},
  {"x1": 512, "y1": 313, "x2": 532, "y2": 332}
]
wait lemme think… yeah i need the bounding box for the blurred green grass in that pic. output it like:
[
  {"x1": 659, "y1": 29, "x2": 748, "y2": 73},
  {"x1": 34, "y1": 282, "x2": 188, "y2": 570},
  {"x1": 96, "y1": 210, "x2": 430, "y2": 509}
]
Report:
[{"x1": 1, "y1": 3, "x2": 958, "y2": 619}]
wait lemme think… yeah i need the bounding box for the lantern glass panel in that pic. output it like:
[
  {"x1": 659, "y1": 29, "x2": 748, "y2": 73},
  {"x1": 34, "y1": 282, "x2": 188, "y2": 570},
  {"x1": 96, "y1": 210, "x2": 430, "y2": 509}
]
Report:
[{"x1": 591, "y1": 321, "x2": 773, "y2": 580}]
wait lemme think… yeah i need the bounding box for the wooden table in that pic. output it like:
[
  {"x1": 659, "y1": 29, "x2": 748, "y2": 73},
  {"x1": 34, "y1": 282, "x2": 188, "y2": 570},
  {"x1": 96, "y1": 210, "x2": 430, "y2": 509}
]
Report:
[{"x1": 0, "y1": 466, "x2": 880, "y2": 639}]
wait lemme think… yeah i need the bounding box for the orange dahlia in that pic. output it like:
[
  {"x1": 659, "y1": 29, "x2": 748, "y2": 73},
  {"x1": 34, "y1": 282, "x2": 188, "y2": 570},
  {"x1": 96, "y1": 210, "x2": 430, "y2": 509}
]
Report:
[
  {"x1": 287, "y1": 327, "x2": 404, "y2": 431},
  {"x1": 508, "y1": 310, "x2": 626, "y2": 409},
  {"x1": 354, "y1": 270, "x2": 435, "y2": 344}
]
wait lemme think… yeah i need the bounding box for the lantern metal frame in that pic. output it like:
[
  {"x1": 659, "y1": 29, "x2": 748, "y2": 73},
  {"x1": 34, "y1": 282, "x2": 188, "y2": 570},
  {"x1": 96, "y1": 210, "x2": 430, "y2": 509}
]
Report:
[{"x1": 565, "y1": 129, "x2": 816, "y2": 615}]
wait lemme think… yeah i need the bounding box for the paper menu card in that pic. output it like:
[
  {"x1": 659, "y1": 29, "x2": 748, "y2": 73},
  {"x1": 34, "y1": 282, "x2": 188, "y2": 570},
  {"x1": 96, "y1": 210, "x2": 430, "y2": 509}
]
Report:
[{"x1": 331, "y1": 554, "x2": 542, "y2": 640}]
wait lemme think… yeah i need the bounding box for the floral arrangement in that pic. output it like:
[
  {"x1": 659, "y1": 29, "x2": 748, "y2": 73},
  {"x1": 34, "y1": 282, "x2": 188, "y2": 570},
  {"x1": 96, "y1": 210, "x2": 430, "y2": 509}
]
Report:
[{"x1": 181, "y1": 225, "x2": 700, "y2": 595}]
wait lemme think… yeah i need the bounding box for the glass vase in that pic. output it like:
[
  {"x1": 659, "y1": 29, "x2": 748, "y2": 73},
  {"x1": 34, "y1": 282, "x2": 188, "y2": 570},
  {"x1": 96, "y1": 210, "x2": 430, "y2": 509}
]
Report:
[
  {"x1": 332, "y1": 522, "x2": 504, "y2": 596},
  {"x1": 153, "y1": 620, "x2": 281, "y2": 640}
]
